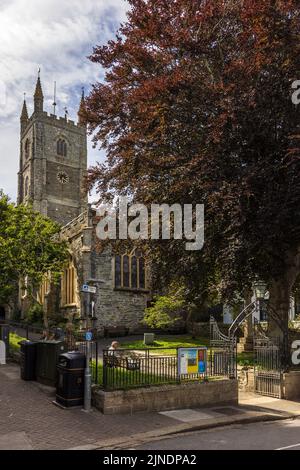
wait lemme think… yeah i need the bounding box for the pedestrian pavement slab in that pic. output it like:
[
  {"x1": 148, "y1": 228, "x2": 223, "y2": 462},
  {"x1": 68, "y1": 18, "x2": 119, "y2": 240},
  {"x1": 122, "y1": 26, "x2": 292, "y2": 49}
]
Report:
[
  {"x1": 159, "y1": 406, "x2": 247, "y2": 423},
  {"x1": 159, "y1": 409, "x2": 217, "y2": 422},
  {"x1": 0, "y1": 432, "x2": 33, "y2": 450},
  {"x1": 0, "y1": 363, "x2": 176, "y2": 450},
  {"x1": 239, "y1": 392, "x2": 300, "y2": 416}
]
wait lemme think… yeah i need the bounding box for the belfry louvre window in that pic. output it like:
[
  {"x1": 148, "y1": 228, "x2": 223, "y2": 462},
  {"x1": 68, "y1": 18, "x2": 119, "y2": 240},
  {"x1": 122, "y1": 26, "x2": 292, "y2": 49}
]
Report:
[
  {"x1": 24, "y1": 139, "x2": 30, "y2": 160},
  {"x1": 61, "y1": 262, "x2": 77, "y2": 306},
  {"x1": 114, "y1": 250, "x2": 147, "y2": 290},
  {"x1": 57, "y1": 139, "x2": 67, "y2": 157}
]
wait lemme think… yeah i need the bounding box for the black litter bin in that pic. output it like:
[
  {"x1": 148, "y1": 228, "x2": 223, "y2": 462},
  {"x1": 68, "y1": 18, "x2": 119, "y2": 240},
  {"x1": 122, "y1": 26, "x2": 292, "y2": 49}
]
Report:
[
  {"x1": 36, "y1": 340, "x2": 66, "y2": 386},
  {"x1": 56, "y1": 351, "x2": 85, "y2": 407},
  {"x1": 20, "y1": 341, "x2": 37, "y2": 381}
]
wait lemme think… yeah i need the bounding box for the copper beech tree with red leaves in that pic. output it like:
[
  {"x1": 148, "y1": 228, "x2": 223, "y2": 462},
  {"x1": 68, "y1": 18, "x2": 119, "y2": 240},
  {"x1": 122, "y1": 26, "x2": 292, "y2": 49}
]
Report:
[{"x1": 85, "y1": 0, "x2": 300, "y2": 337}]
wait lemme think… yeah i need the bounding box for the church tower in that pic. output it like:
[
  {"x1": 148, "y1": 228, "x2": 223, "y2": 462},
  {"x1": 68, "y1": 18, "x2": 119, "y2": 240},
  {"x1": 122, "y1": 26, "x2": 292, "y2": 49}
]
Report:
[{"x1": 17, "y1": 72, "x2": 88, "y2": 226}]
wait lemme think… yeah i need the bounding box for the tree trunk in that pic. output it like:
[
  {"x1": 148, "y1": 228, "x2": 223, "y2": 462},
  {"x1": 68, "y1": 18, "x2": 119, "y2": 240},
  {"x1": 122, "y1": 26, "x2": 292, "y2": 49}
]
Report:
[
  {"x1": 268, "y1": 280, "x2": 291, "y2": 340},
  {"x1": 43, "y1": 308, "x2": 49, "y2": 330},
  {"x1": 268, "y1": 249, "x2": 300, "y2": 340}
]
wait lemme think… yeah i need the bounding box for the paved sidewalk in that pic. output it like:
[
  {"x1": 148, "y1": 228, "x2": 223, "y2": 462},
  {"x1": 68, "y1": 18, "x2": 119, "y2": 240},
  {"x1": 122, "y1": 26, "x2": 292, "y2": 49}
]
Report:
[
  {"x1": 1, "y1": 363, "x2": 299, "y2": 450},
  {"x1": 0, "y1": 363, "x2": 174, "y2": 450},
  {"x1": 91, "y1": 393, "x2": 300, "y2": 450},
  {"x1": 239, "y1": 391, "x2": 300, "y2": 416}
]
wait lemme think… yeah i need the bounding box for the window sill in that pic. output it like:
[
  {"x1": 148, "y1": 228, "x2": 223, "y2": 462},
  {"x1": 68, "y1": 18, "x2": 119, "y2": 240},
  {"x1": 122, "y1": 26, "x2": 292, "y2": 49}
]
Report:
[
  {"x1": 61, "y1": 303, "x2": 77, "y2": 308},
  {"x1": 113, "y1": 287, "x2": 149, "y2": 294}
]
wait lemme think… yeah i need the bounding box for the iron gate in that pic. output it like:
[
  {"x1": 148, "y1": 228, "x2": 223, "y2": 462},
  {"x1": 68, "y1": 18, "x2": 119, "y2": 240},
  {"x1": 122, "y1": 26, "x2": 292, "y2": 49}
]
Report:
[
  {"x1": 210, "y1": 312, "x2": 284, "y2": 399},
  {"x1": 210, "y1": 316, "x2": 237, "y2": 379},
  {"x1": 253, "y1": 325, "x2": 283, "y2": 398}
]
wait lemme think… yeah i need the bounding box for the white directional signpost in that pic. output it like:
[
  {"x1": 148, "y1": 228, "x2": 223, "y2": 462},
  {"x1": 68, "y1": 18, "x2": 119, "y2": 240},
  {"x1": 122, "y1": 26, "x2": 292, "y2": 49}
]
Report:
[{"x1": 81, "y1": 284, "x2": 97, "y2": 294}]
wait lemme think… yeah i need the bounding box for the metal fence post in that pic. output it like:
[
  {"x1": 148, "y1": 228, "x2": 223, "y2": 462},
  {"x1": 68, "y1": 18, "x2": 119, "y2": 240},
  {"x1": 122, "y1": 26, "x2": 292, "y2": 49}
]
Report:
[
  {"x1": 103, "y1": 350, "x2": 107, "y2": 389},
  {"x1": 176, "y1": 347, "x2": 180, "y2": 384},
  {"x1": 95, "y1": 341, "x2": 98, "y2": 384}
]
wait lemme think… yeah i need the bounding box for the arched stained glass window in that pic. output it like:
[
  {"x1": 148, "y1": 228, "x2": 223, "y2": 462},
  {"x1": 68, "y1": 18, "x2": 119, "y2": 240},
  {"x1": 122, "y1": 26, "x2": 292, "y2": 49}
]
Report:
[
  {"x1": 131, "y1": 255, "x2": 137, "y2": 288},
  {"x1": 139, "y1": 257, "x2": 145, "y2": 289},
  {"x1": 123, "y1": 255, "x2": 130, "y2": 288},
  {"x1": 115, "y1": 255, "x2": 121, "y2": 288},
  {"x1": 114, "y1": 250, "x2": 147, "y2": 290}
]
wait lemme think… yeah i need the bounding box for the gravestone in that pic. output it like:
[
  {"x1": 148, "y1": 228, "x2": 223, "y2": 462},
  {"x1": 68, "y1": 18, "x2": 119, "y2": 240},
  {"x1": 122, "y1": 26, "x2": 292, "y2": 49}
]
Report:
[{"x1": 0, "y1": 340, "x2": 6, "y2": 365}]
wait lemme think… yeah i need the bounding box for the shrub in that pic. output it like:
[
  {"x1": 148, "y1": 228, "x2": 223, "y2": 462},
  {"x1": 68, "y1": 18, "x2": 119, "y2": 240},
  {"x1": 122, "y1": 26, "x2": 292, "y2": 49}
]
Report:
[
  {"x1": 144, "y1": 292, "x2": 184, "y2": 329},
  {"x1": 25, "y1": 303, "x2": 43, "y2": 325}
]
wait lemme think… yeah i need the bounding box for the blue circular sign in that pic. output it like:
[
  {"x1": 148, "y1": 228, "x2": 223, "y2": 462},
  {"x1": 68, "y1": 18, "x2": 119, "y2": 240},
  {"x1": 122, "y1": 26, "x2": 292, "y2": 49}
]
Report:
[{"x1": 85, "y1": 331, "x2": 93, "y2": 341}]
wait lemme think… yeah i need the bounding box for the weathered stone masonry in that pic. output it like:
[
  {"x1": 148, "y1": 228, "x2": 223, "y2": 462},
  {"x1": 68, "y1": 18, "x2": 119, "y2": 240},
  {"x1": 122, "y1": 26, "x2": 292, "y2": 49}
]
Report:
[
  {"x1": 16, "y1": 74, "x2": 149, "y2": 330},
  {"x1": 60, "y1": 207, "x2": 150, "y2": 334}
]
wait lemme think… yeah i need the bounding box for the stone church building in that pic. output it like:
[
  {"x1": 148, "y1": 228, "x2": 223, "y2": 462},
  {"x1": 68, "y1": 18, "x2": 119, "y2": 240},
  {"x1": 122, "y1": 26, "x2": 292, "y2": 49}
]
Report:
[{"x1": 17, "y1": 74, "x2": 150, "y2": 334}]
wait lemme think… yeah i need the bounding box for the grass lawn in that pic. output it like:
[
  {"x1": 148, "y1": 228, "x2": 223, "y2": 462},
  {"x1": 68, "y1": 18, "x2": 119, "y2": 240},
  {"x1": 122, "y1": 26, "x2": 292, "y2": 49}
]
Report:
[
  {"x1": 9, "y1": 332, "x2": 27, "y2": 353},
  {"x1": 119, "y1": 334, "x2": 255, "y2": 366},
  {"x1": 119, "y1": 335, "x2": 209, "y2": 355},
  {"x1": 93, "y1": 334, "x2": 255, "y2": 388},
  {"x1": 91, "y1": 361, "x2": 180, "y2": 388}
]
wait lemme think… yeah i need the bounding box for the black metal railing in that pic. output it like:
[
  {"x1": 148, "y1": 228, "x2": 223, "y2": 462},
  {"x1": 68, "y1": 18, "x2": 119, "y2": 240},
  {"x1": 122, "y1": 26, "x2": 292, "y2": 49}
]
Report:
[
  {"x1": 7, "y1": 321, "x2": 67, "y2": 341},
  {"x1": 8, "y1": 321, "x2": 236, "y2": 390},
  {"x1": 102, "y1": 348, "x2": 179, "y2": 390},
  {"x1": 8, "y1": 321, "x2": 101, "y2": 383},
  {"x1": 75, "y1": 340, "x2": 99, "y2": 384},
  {"x1": 8, "y1": 321, "x2": 96, "y2": 344},
  {"x1": 101, "y1": 347, "x2": 236, "y2": 390}
]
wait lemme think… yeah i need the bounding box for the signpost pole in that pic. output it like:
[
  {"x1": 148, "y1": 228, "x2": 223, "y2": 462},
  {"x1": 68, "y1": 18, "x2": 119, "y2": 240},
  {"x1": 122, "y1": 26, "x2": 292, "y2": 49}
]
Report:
[
  {"x1": 83, "y1": 331, "x2": 92, "y2": 412},
  {"x1": 81, "y1": 282, "x2": 99, "y2": 413}
]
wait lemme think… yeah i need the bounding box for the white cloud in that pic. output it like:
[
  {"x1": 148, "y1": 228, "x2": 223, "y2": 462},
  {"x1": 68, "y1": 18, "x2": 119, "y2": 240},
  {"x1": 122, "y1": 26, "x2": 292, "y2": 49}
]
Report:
[{"x1": 0, "y1": 0, "x2": 128, "y2": 200}]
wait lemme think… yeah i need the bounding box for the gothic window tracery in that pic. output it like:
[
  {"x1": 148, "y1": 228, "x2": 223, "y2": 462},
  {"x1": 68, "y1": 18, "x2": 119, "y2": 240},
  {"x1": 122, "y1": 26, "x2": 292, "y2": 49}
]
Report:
[{"x1": 114, "y1": 249, "x2": 147, "y2": 290}]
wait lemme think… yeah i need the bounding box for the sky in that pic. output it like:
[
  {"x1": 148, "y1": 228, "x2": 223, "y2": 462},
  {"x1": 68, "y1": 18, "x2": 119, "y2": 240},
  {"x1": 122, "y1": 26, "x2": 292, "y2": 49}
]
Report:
[{"x1": 0, "y1": 0, "x2": 129, "y2": 201}]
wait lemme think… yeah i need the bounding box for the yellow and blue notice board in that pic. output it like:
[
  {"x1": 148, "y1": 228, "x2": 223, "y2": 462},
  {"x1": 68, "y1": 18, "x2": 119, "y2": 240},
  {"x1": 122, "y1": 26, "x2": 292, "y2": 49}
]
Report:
[{"x1": 178, "y1": 347, "x2": 207, "y2": 376}]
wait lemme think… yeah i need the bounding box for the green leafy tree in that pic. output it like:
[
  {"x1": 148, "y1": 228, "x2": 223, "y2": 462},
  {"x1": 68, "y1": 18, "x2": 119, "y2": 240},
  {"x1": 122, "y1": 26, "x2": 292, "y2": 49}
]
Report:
[
  {"x1": 0, "y1": 192, "x2": 68, "y2": 326},
  {"x1": 144, "y1": 288, "x2": 185, "y2": 329}
]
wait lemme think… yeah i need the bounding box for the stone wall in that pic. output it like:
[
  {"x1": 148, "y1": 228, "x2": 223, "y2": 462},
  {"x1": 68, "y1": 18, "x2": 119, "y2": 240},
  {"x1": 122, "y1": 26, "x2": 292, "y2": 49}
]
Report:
[
  {"x1": 59, "y1": 207, "x2": 149, "y2": 332},
  {"x1": 282, "y1": 371, "x2": 300, "y2": 400},
  {"x1": 93, "y1": 379, "x2": 238, "y2": 414},
  {"x1": 238, "y1": 366, "x2": 255, "y2": 392},
  {"x1": 19, "y1": 111, "x2": 87, "y2": 227},
  {"x1": 238, "y1": 367, "x2": 300, "y2": 400},
  {"x1": 91, "y1": 248, "x2": 149, "y2": 334}
]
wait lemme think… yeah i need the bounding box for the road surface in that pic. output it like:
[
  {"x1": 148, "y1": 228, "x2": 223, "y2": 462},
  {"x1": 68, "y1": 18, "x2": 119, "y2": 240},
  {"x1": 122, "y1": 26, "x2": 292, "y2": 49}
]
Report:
[{"x1": 137, "y1": 418, "x2": 300, "y2": 450}]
